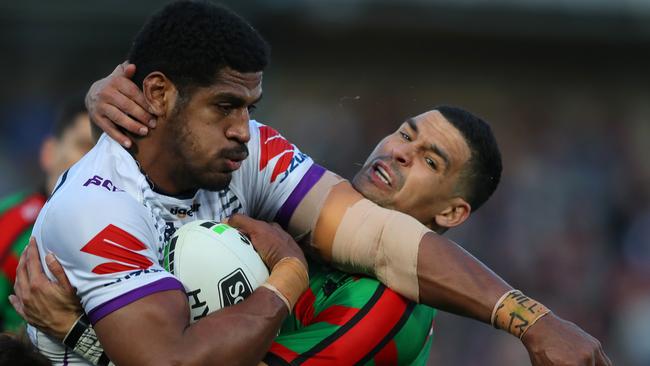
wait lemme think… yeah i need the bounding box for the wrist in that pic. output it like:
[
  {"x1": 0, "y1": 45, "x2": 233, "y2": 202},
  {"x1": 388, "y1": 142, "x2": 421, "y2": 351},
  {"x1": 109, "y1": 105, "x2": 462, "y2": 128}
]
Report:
[
  {"x1": 63, "y1": 314, "x2": 113, "y2": 366},
  {"x1": 261, "y1": 257, "x2": 309, "y2": 313},
  {"x1": 53, "y1": 311, "x2": 84, "y2": 341},
  {"x1": 491, "y1": 289, "x2": 551, "y2": 339}
]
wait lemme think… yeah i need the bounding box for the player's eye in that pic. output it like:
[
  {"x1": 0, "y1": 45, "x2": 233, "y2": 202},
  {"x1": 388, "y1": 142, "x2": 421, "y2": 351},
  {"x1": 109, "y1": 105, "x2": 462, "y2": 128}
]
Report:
[
  {"x1": 425, "y1": 157, "x2": 437, "y2": 170},
  {"x1": 217, "y1": 104, "x2": 236, "y2": 117},
  {"x1": 399, "y1": 131, "x2": 411, "y2": 141},
  {"x1": 217, "y1": 104, "x2": 234, "y2": 116}
]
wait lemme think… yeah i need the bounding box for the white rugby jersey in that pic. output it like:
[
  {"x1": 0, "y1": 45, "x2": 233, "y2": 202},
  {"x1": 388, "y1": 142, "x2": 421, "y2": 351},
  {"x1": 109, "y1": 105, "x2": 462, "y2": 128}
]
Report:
[{"x1": 29, "y1": 120, "x2": 328, "y2": 365}]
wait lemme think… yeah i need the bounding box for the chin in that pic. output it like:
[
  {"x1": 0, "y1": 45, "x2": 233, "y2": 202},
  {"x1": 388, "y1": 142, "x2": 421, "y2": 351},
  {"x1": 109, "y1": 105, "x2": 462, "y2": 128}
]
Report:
[{"x1": 198, "y1": 173, "x2": 232, "y2": 192}]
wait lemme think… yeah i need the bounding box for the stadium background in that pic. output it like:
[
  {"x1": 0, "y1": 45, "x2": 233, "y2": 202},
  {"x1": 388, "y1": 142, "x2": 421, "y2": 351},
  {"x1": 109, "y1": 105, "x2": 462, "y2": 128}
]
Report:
[{"x1": 1, "y1": 0, "x2": 649, "y2": 364}]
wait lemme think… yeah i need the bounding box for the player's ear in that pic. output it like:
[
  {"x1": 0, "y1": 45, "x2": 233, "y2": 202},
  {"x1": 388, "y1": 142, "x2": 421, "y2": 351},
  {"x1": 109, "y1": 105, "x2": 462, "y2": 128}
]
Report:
[
  {"x1": 433, "y1": 197, "x2": 471, "y2": 230},
  {"x1": 142, "y1": 72, "x2": 176, "y2": 118}
]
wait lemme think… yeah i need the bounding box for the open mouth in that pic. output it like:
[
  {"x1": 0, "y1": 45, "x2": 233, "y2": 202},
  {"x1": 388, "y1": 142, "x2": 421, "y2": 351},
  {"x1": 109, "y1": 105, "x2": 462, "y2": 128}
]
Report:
[{"x1": 372, "y1": 163, "x2": 392, "y2": 186}]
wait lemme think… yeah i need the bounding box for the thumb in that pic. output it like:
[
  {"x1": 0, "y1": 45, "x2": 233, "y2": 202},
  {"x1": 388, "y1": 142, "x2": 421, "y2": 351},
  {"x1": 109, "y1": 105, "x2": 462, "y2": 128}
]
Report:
[
  {"x1": 46, "y1": 253, "x2": 74, "y2": 292},
  {"x1": 123, "y1": 63, "x2": 137, "y2": 79},
  {"x1": 8, "y1": 295, "x2": 24, "y2": 318},
  {"x1": 226, "y1": 213, "x2": 257, "y2": 236}
]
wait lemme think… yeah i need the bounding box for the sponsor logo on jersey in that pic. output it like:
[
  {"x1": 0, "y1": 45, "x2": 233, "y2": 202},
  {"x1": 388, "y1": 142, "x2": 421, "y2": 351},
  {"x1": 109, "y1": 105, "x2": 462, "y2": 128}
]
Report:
[
  {"x1": 187, "y1": 288, "x2": 210, "y2": 322},
  {"x1": 259, "y1": 126, "x2": 296, "y2": 182},
  {"x1": 81, "y1": 224, "x2": 153, "y2": 274},
  {"x1": 83, "y1": 175, "x2": 124, "y2": 192},
  {"x1": 276, "y1": 152, "x2": 308, "y2": 184},
  {"x1": 169, "y1": 203, "x2": 201, "y2": 218},
  {"x1": 258, "y1": 126, "x2": 309, "y2": 183},
  {"x1": 102, "y1": 268, "x2": 165, "y2": 287},
  {"x1": 218, "y1": 268, "x2": 253, "y2": 307}
]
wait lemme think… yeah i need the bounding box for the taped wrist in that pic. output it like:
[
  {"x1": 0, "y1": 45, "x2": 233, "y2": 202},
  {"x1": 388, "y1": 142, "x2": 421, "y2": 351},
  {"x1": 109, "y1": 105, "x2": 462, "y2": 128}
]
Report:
[
  {"x1": 331, "y1": 199, "x2": 428, "y2": 302},
  {"x1": 63, "y1": 314, "x2": 113, "y2": 366},
  {"x1": 261, "y1": 257, "x2": 309, "y2": 313},
  {"x1": 491, "y1": 289, "x2": 551, "y2": 339}
]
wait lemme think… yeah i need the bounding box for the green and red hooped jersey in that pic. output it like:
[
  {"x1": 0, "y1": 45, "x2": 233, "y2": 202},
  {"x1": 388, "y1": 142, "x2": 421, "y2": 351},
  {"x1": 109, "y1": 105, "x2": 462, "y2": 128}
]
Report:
[
  {"x1": 265, "y1": 263, "x2": 436, "y2": 366},
  {"x1": 0, "y1": 191, "x2": 46, "y2": 332}
]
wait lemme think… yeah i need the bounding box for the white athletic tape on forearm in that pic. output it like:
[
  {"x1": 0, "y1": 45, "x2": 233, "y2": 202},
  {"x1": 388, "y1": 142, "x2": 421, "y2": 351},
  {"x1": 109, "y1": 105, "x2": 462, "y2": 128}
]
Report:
[{"x1": 331, "y1": 199, "x2": 427, "y2": 302}]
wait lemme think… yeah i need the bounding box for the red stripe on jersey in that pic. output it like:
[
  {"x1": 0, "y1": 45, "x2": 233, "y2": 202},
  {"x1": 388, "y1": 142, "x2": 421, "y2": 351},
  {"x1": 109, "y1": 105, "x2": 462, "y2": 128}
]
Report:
[
  {"x1": 1, "y1": 253, "x2": 19, "y2": 283},
  {"x1": 373, "y1": 340, "x2": 398, "y2": 365},
  {"x1": 270, "y1": 150, "x2": 294, "y2": 182},
  {"x1": 268, "y1": 340, "x2": 300, "y2": 362},
  {"x1": 312, "y1": 305, "x2": 358, "y2": 326},
  {"x1": 295, "y1": 288, "x2": 316, "y2": 326},
  {"x1": 258, "y1": 126, "x2": 294, "y2": 180},
  {"x1": 0, "y1": 193, "x2": 46, "y2": 264},
  {"x1": 81, "y1": 224, "x2": 153, "y2": 274},
  {"x1": 302, "y1": 288, "x2": 409, "y2": 366}
]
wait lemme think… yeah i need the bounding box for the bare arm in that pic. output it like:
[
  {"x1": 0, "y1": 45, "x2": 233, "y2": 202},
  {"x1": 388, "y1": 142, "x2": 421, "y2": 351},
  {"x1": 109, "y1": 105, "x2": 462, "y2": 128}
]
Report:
[
  {"x1": 95, "y1": 287, "x2": 285, "y2": 366},
  {"x1": 310, "y1": 180, "x2": 611, "y2": 366},
  {"x1": 312, "y1": 180, "x2": 509, "y2": 321}
]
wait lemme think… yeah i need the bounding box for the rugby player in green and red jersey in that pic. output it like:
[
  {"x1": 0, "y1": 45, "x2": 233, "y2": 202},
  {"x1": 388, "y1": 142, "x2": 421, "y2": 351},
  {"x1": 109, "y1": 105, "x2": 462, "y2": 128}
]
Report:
[
  {"x1": 0, "y1": 98, "x2": 93, "y2": 333},
  {"x1": 262, "y1": 106, "x2": 493, "y2": 365}
]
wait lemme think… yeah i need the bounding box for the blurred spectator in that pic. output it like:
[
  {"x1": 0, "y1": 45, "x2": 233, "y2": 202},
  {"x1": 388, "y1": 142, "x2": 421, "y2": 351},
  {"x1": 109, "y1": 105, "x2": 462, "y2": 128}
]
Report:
[{"x1": 0, "y1": 96, "x2": 93, "y2": 333}]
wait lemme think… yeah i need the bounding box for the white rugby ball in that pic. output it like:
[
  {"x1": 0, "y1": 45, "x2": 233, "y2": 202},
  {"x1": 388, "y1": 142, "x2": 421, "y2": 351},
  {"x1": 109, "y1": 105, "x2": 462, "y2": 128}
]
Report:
[{"x1": 163, "y1": 220, "x2": 269, "y2": 323}]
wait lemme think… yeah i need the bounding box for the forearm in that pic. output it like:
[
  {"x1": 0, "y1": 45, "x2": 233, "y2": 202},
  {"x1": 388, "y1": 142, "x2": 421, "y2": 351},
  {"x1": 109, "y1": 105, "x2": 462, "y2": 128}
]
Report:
[
  {"x1": 176, "y1": 288, "x2": 288, "y2": 366},
  {"x1": 309, "y1": 181, "x2": 511, "y2": 323},
  {"x1": 417, "y1": 232, "x2": 511, "y2": 323},
  {"x1": 93, "y1": 289, "x2": 287, "y2": 366},
  {"x1": 69, "y1": 289, "x2": 286, "y2": 366}
]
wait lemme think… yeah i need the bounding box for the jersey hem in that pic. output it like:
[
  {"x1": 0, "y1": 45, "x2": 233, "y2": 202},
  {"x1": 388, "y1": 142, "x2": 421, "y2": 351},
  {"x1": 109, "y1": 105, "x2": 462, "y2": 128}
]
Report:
[{"x1": 87, "y1": 277, "x2": 184, "y2": 324}]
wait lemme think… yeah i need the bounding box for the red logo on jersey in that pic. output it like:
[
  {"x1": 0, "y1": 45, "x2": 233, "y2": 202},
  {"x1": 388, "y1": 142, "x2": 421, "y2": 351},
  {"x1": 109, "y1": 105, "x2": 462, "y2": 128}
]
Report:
[
  {"x1": 259, "y1": 126, "x2": 295, "y2": 182},
  {"x1": 81, "y1": 224, "x2": 153, "y2": 274}
]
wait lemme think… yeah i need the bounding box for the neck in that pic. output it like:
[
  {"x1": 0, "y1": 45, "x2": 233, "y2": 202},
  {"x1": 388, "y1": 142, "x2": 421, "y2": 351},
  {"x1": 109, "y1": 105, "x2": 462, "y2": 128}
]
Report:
[{"x1": 130, "y1": 135, "x2": 192, "y2": 196}]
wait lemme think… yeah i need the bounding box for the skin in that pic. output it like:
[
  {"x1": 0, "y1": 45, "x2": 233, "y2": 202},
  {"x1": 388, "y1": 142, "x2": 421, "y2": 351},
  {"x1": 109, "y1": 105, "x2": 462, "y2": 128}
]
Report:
[
  {"x1": 136, "y1": 67, "x2": 261, "y2": 194},
  {"x1": 352, "y1": 110, "x2": 471, "y2": 232},
  {"x1": 15, "y1": 64, "x2": 611, "y2": 366},
  {"x1": 40, "y1": 113, "x2": 94, "y2": 193}
]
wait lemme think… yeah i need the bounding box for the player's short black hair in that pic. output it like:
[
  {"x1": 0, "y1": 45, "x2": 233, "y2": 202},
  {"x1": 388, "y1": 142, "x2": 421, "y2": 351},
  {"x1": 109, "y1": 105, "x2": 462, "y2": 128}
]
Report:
[
  {"x1": 53, "y1": 93, "x2": 87, "y2": 139},
  {"x1": 435, "y1": 105, "x2": 502, "y2": 212},
  {"x1": 0, "y1": 333, "x2": 51, "y2": 366},
  {"x1": 128, "y1": 0, "x2": 270, "y2": 95}
]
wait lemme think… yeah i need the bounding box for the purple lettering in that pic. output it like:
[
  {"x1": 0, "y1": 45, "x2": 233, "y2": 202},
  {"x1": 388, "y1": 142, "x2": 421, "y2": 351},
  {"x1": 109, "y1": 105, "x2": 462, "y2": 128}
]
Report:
[{"x1": 83, "y1": 175, "x2": 103, "y2": 187}]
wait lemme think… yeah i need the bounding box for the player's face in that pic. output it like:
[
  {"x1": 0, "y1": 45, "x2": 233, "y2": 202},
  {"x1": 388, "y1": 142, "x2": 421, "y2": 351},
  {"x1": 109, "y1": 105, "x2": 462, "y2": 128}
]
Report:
[
  {"x1": 53, "y1": 113, "x2": 94, "y2": 173},
  {"x1": 168, "y1": 67, "x2": 262, "y2": 192},
  {"x1": 352, "y1": 110, "x2": 471, "y2": 225}
]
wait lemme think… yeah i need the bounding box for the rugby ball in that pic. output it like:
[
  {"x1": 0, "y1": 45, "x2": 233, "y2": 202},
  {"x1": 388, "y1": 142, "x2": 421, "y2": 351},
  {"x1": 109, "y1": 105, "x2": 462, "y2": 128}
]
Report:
[{"x1": 163, "y1": 220, "x2": 269, "y2": 323}]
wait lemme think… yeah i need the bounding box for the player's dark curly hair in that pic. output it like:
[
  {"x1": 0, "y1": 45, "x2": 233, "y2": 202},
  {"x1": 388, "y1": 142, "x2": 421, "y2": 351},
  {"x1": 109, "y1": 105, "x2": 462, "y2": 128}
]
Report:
[
  {"x1": 0, "y1": 333, "x2": 51, "y2": 366},
  {"x1": 128, "y1": 0, "x2": 270, "y2": 95},
  {"x1": 436, "y1": 105, "x2": 502, "y2": 212}
]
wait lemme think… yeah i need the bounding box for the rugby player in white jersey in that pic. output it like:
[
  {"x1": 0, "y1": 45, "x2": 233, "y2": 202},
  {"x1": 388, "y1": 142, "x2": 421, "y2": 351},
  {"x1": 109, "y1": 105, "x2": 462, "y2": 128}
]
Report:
[{"x1": 13, "y1": 1, "x2": 610, "y2": 365}]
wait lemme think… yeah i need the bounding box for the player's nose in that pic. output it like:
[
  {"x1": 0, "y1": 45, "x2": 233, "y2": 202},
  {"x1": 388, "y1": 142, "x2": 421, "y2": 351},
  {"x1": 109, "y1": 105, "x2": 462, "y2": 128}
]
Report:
[
  {"x1": 226, "y1": 112, "x2": 251, "y2": 144},
  {"x1": 392, "y1": 144, "x2": 413, "y2": 166}
]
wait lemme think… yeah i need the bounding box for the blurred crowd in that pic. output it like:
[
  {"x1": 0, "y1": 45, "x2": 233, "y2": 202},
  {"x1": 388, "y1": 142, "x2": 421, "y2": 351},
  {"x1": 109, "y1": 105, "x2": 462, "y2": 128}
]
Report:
[{"x1": 1, "y1": 1, "x2": 649, "y2": 365}]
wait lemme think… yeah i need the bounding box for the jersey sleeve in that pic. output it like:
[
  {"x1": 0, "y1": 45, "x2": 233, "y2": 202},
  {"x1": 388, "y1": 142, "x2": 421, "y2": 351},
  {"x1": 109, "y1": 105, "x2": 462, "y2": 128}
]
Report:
[
  {"x1": 33, "y1": 189, "x2": 183, "y2": 325},
  {"x1": 264, "y1": 270, "x2": 434, "y2": 366},
  {"x1": 233, "y1": 121, "x2": 326, "y2": 223}
]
